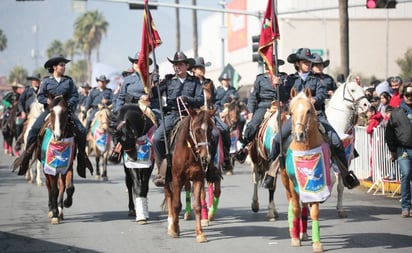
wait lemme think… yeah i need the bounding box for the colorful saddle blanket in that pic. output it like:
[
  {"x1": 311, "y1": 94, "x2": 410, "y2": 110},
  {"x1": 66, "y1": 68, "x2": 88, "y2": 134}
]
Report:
[
  {"x1": 123, "y1": 126, "x2": 155, "y2": 169},
  {"x1": 285, "y1": 143, "x2": 332, "y2": 203},
  {"x1": 91, "y1": 120, "x2": 112, "y2": 153}
]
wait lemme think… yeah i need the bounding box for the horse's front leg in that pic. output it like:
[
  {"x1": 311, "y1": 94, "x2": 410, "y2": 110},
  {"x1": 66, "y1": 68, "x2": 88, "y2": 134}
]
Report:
[
  {"x1": 35, "y1": 161, "x2": 43, "y2": 186},
  {"x1": 251, "y1": 162, "x2": 260, "y2": 212},
  {"x1": 310, "y1": 202, "x2": 323, "y2": 253},
  {"x1": 184, "y1": 181, "x2": 192, "y2": 220},
  {"x1": 267, "y1": 188, "x2": 279, "y2": 221},
  {"x1": 164, "y1": 182, "x2": 177, "y2": 238},
  {"x1": 46, "y1": 175, "x2": 60, "y2": 224},
  {"x1": 124, "y1": 166, "x2": 135, "y2": 217},
  {"x1": 287, "y1": 180, "x2": 301, "y2": 247},
  {"x1": 63, "y1": 168, "x2": 75, "y2": 209},
  {"x1": 170, "y1": 178, "x2": 182, "y2": 238},
  {"x1": 95, "y1": 153, "x2": 101, "y2": 180},
  {"x1": 57, "y1": 174, "x2": 66, "y2": 220},
  {"x1": 208, "y1": 180, "x2": 221, "y2": 221},
  {"x1": 193, "y1": 180, "x2": 207, "y2": 243},
  {"x1": 200, "y1": 184, "x2": 208, "y2": 226},
  {"x1": 101, "y1": 150, "x2": 109, "y2": 181}
]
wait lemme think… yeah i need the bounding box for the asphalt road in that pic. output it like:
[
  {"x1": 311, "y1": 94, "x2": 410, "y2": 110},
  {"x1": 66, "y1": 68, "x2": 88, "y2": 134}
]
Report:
[{"x1": 1, "y1": 145, "x2": 412, "y2": 253}]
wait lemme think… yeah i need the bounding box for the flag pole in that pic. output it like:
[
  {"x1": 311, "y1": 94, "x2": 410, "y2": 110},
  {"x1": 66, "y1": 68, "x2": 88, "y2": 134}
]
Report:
[
  {"x1": 272, "y1": 0, "x2": 284, "y2": 169},
  {"x1": 145, "y1": 1, "x2": 171, "y2": 167}
]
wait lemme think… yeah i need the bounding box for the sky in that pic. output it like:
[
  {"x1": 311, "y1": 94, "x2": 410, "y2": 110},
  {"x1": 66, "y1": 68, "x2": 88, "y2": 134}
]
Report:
[{"x1": 0, "y1": 0, "x2": 222, "y2": 78}]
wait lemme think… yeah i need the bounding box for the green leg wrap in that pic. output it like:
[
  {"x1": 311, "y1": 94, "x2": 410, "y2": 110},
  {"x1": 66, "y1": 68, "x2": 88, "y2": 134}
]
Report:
[
  {"x1": 288, "y1": 202, "x2": 294, "y2": 230},
  {"x1": 209, "y1": 196, "x2": 219, "y2": 215},
  {"x1": 185, "y1": 191, "x2": 192, "y2": 213},
  {"x1": 312, "y1": 220, "x2": 320, "y2": 243}
]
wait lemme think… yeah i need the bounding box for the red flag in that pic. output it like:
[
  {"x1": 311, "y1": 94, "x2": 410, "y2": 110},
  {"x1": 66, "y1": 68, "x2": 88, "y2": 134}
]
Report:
[
  {"x1": 137, "y1": 0, "x2": 162, "y2": 94},
  {"x1": 258, "y1": 0, "x2": 280, "y2": 83}
]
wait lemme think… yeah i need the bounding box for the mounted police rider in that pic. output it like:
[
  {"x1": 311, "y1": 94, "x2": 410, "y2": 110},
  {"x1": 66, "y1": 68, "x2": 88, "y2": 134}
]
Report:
[
  {"x1": 16, "y1": 55, "x2": 93, "y2": 177},
  {"x1": 18, "y1": 73, "x2": 42, "y2": 121},
  {"x1": 151, "y1": 52, "x2": 204, "y2": 187},
  {"x1": 84, "y1": 75, "x2": 113, "y2": 133},
  {"x1": 215, "y1": 72, "x2": 240, "y2": 113},
  {"x1": 263, "y1": 48, "x2": 359, "y2": 189},
  {"x1": 311, "y1": 53, "x2": 337, "y2": 99}
]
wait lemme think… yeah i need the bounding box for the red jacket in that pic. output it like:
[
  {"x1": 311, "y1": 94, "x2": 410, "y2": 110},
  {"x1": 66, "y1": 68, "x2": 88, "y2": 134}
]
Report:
[
  {"x1": 367, "y1": 112, "x2": 383, "y2": 134},
  {"x1": 389, "y1": 91, "x2": 402, "y2": 108}
]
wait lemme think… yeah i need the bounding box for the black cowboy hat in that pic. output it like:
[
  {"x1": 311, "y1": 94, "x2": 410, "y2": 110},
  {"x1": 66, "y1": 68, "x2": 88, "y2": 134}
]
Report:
[
  {"x1": 80, "y1": 83, "x2": 92, "y2": 89},
  {"x1": 96, "y1": 75, "x2": 110, "y2": 83},
  {"x1": 219, "y1": 72, "x2": 232, "y2": 81},
  {"x1": 257, "y1": 56, "x2": 285, "y2": 66},
  {"x1": 167, "y1": 51, "x2": 195, "y2": 66},
  {"x1": 128, "y1": 52, "x2": 153, "y2": 65},
  {"x1": 311, "y1": 53, "x2": 330, "y2": 68},
  {"x1": 192, "y1": 57, "x2": 211, "y2": 68},
  {"x1": 27, "y1": 73, "x2": 42, "y2": 81},
  {"x1": 44, "y1": 55, "x2": 71, "y2": 69},
  {"x1": 401, "y1": 83, "x2": 412, "y2": 96},
  {"x1": 287, "y1": 48, "x2": 316, "y2": 63}
]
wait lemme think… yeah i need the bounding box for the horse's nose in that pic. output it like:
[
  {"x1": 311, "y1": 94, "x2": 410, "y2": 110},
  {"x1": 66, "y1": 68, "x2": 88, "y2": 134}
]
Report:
[
  {"x1": 201, "y1": 156, "x2": 210, "y2": 168},
  {"x1": 295, "y1": 132, "x2": 306, "y2": 142}
]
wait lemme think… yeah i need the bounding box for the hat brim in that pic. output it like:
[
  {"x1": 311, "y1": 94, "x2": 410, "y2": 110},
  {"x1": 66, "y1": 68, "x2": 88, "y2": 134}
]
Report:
[
  {"x1": 44, "y1": 56, "x2": 70, "y2": 69},
  {"x1": 193, "y1": 62, "x2": 211, "y2": 68},
  {"x1": 128, "y1": 56, "x2": 153, "y2": 65},
  {"x1": 96, "y1": 78, "x2": 110, "y2": 83},
  {"x1": 168, "y1": 57, "x2": 195, "y2": 67},
  {"x1": 287, "y1": 53, "x2": 315, "y2": 63},
  {"x1": 27, "y1": 76, "x2": 41, "y2": 81}
]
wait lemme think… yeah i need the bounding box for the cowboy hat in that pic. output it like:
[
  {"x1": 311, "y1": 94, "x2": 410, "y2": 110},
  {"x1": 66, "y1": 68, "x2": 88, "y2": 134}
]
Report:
[
  {"x1": 27, "y1": 73, "x2": 42, "y2": 81},
  {"x1": 311, "y1": 53, "x2": 330, "y2": 68},
  {"x1": 96, "y1": 75, "x2": 110, "y2": 83},
  {"x1": 287, "y1": 48, "x2": 316, "y2": 63},
  {"x1": 44, "y1": 55, "x2": 71, "y2": 69},
  {"x1": 128, "y1": 52, "x2": 153, "y2": 65},
  {"x1": 80, "y1": 83, "x2": 92, "y2": 89},
  {"x1": 167, "y1": 51, "x2": 195, "y2": 66},
  {"x1": 192, "y1": 57, "x2": 211, "y2": 68},
  {"x1": 12, "y1": 82, "x2": 25, "y2": 88},
  {"x1": 219, "y1": 72, "x2": 232, "y2": 81},
  {"x1": 257, "y1": 56, "x2": 285, "y2": 66}
]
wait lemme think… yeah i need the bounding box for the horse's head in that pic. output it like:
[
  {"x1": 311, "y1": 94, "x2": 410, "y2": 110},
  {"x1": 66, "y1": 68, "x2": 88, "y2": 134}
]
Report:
[
  {"x1": 202, "y1": 80, "x2": 214, "y2": 109},
  {"x1": 188, "y1": 108, "x2": 216, "y2": 169},
  {"x1": 341, "y1": 81, "x2": 371, "y2": 114},
  {"x1": 289, "y1": 88, "x2": 317, "y2": 143},
  {"x1": 223, "y1": 99, "x2": 242, "y2": 130},
  {"x1": 48, "y1": 95, "x2": 70, "y2": 141},
  {"x1": 95, "y1": 105, "x2": 111, "y2": 132}
]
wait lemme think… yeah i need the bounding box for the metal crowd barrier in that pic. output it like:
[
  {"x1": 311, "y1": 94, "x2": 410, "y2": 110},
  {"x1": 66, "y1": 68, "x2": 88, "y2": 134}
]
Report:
[{"x1": 349, "y1": 126, "x2": 401, "y2": 197}]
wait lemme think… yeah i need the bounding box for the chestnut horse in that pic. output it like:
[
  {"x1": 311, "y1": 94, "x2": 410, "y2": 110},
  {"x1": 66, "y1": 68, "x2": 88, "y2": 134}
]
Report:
[
  {"x1": 164, "y1": 107, "x2": 216, "y2": 243},
  {"x1": 281, "y1": 88, "x2": 335, "y2": 252},
  {"x1": 86, "y1": 104, "x2": 112, "y2": 181}
]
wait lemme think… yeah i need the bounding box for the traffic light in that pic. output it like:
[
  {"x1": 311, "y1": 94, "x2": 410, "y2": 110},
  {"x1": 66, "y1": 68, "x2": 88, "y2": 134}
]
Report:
[
  {"x1": 366, "y1": 0, "x2": 397, "y2": 8},
  {"x1": 251, "y1": 35, "x2": 260, "y2": 62}
]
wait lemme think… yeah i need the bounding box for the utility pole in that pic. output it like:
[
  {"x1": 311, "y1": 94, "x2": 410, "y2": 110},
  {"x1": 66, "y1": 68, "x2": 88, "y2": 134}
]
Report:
[
  {"x1": 339, "y1": 0, "x2": 349, "y2": 78},
  {"x1": 219, "y1": 0, "x2": 227, "y2": 69}
]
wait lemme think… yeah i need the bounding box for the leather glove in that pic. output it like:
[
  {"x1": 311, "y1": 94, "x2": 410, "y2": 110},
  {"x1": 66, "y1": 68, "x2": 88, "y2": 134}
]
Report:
[{"x1": 151, "y1": 71, "x2": 160, "y2": 84}]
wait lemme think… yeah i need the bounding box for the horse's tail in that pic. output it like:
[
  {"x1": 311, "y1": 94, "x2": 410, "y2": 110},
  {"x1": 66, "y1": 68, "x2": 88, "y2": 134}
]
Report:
[{"x1": 11, "y1": 143, "x2": 36, "y2": 175}]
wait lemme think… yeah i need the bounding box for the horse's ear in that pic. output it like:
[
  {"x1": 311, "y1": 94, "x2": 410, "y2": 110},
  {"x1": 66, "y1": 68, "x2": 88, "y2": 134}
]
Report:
[
  {"x1": 290, "y1": 87, "x2": 297, "y2": 98},
  {"x1": 304, "y1": 87, "x2": 311, "y2": 98}
]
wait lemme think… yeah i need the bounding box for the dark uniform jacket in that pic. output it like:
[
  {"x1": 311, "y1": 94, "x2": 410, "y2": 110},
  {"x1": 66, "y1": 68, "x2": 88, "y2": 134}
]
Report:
[
  {"x1": 155, "y1": 74, "x2": 204, "y2": 112},
  {"x1": 385, "y1": 101, "x2": 412, "y2": 152},
  {"x1": 247, "y1": 72, "x2": 290, "y2": 114},
  {"x1": 314, "y1": 73, "x2": 337, "y2": 98},
  {"x1": 18, "y1": 86, "x2": 39, "y2": 114},
  {"x1": 115, "y1": 72, "x2": 147, "y2": 112},
  {"x1": 285, "y1": 71, "x2": 327, "y2": 112},
  {"x1": 85, "y1": 87, "x2": 113, "y2": 111},
  {"x1": 215, "y1": 86, "x2": 239, "y2": 112},
  {"x1": 38, "y1": 75, "x2": 79, "y2": 111}
]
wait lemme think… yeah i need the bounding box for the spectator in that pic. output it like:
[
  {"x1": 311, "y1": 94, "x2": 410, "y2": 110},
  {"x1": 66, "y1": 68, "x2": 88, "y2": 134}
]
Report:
[
  {"x1": 388, "y1": 76, "x2": 403, "y2": 108},
  {"x1": 381, "y1": 105, "x2": 394, "y2": 127},
  {"x1": 385, "y1": 82, "x2": 412, "y2": 217},
  {"x1": 366, "y1": 106, "x2": 383, "y2": 135},
  {"x1": 378, "y1": 91, "x2": 391, "y2": 116}
]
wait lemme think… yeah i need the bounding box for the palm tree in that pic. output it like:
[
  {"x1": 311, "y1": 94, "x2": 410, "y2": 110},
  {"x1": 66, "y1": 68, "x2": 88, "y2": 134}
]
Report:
[
  {"x1": 64, "y1": 39, "x2": 77, "y2": 61},
  {"x1": 73, "y1": 10, "x2": 109, "y2": 82},
  {"x1": 8, "y1": 66, "x2": 28, "y2": 85},
  {"x1": 67, "y1": 60, "x2": 88, "y2": 86},
  {"x1": 0, "y1": 29, "x2": 7, "y2": 52},
  {"x1": 47, "y1": 40, "x2": 64, "y2": 58}
]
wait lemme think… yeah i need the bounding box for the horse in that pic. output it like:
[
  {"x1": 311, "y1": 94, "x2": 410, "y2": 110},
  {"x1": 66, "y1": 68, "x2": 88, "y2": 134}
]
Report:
[
  {"x1": 281, "y1": 87, "x2": 335, "y2": 252},
  {"x1": 221, "y1": 98, "x2": 245, "y2": 175},
  {"x1": 2, "y1": 105, "x2": 20, "y2": 156},
  {"x1": 164, "y1": 106, "x2": 216, "y2": 243},
  {"x1": 248, "y1": 101, "x2": 288, "y2": 221},
  {"x1": 183, "y1": 81, "x2": 223, "y2": 227},
  {"x1": 86, "y1": 104, "x2": 112, "y2": 181},
  {"x1": 325, "y1": 79, "x2": 370, "y2": 217},
  {"x1": 115, "y1": 102, "x2": 156, "y2": 224}
]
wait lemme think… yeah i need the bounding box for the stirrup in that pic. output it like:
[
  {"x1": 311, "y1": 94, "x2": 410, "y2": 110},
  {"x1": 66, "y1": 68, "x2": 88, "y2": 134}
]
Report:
[
  {"x1": 235, "y1": 148, "x2": 247, "y2": 164},
  {"x1": 343, "y1": 170, "x2": 360, "y2": 189}
]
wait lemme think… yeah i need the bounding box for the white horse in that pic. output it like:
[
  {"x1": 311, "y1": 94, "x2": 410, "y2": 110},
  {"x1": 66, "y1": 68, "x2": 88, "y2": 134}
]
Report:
[
  {"x1": 326, "y1": 80, "x2": 370, "y2": 217},
  {"x1": 23, "y1": 98, "x2": 44, "y2": 186}
]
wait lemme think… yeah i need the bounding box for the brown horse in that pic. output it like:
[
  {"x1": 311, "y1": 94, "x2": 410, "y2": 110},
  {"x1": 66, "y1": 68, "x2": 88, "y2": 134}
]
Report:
[
  {"x1": 281, "y1": 88, "x2": 334, "y2": 252},
  {"x1": 164, "y1": 107, "x2": 216, "y2": 243},
  {"x1": 221, "y1": 98, "x2": 244, "y2": 175},
  {"x1": 2, "y1": 105, "x2": 20, "y2": 156},
  {"x1": 86, "y1": 104, "x2": 112, "y2": 181}
]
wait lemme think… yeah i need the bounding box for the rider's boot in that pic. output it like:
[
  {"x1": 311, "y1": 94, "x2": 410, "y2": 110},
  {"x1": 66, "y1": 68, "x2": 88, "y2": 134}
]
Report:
[
  {"x1": 153, "y1": 158, "x2": 167, "y2": 187},
  {"x1": 235, "y1": 138, "x2": 249, "y2": 164}
]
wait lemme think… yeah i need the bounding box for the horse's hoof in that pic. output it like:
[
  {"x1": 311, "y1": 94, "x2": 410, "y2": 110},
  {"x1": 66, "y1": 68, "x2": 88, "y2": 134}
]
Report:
[
  {"x1": 128, "y1": 210, "x2": 136, "y2": 217},
  {"x1": 337, "y1": 210, "x2": 347, "y2": 218},
  {"x1": 196, "y1": 234, "x2": 207, "y2": 243},
  {"x1": 312, "y1": 242, "x2": 323, "y2": 253},
  {"x1": 251, "y1": 201, "x2": 259, "y2": 213},
  {"x1": 37, "y1": 182, "x2": 43, "y2": 187},
  {"x1": 291, "y1": 238, "x2": 301, "y2": 247},
  {"x1": 201, "y1": 219, "x2": 209, "y2": 227},
  {"x1": 184, "y1": 212, "x2": 192, "y2": 220},
  {"x1": 168, "y1": 229, "x2": 179, "y2": 238},
  {"x1": 136, "y1": 219, "x2": 147, "y2": 225},
  {"x1": 208, "y1": 213, "x2": 215, "y2": 221},
  {"x1": 225, "y1": 170, "x2": 233, "y2": 176},
  {"x1": 300, "y1": 232, "x2": 309, "y2": 241},
  {"x1": 47, "y1": 211, "x2": 53, "y2": 218},
  {"x1": 51, "y1": 217, "x2": 60, "y2": 225},
  {"x1": 95, "y1": 175, "x2": 101, "y2": 180}
]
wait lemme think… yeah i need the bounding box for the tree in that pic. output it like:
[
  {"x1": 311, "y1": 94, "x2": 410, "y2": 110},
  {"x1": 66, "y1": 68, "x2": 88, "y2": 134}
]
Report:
[
  {"x1": 73, "y1": 10, "x2": 109, "y2": 83},
  {"x1": 396, "y1": 48, "x2": 412, "y2": 80},
  {"x1": 47, "y1": 40, "x2": 64, "y2": 58},
  {"x1": 8, "y1": 66, "x2": 28, "y2": 85},
  {"x1": 67, "y1": 60, "x2": 88, "y2": 86},
  {"x1": 0, "y1": 29, "x2": 7, "y2": 52},
  {"x1": 64, "y1": 39, "x2": 78, "y2": 61}
]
